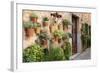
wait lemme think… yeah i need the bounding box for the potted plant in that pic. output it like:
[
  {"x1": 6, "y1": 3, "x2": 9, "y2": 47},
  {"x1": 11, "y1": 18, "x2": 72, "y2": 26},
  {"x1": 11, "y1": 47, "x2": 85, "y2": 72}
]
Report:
[
  {"x1": 39, "y1": 31, "x2": 50, "y2": 49},
  {"x1": 30, "y1": 12, "x2": 38, "y2": 23},
  {"x1": 33, "y1": 23, "x2": 41, "y2": 35},
  {"x1": 63, "y1": 41, "x2": 71, "y2": 60},
  {"x1": 43, "y1": 17, "x2": 49, "y2": 26},
  {"x1": 53, "y1": 30, "x2": 64, "y2": 43},
  {"x1": 49, "y1": 47, "x2": 65, "y2": 61},
  {"x1": 23, "y1": 44, "x2": 44, "y2": 62},
  {"x1": 23, "y1": 21, "x2": 35, "y2": 37},
  {"x1": 62, "y1": 32, "x2": 70, "y2": 42},
  {"x1": 62, "y1": 19, "x2": 71, "y2": 32}
]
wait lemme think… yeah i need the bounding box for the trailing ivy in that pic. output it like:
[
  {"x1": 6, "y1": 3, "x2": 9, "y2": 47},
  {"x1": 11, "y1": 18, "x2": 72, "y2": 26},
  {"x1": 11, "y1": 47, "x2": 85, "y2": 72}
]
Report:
[{"x1": 81, "y1": 23, "x2": 91, "y2": 50}]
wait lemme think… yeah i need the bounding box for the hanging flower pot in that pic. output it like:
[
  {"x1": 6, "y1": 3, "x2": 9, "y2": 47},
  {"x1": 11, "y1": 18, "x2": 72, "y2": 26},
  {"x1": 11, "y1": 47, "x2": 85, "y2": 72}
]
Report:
[
  {"x1": 62, "y1": 32, "x2": 70, "y2": 43},
  {"x1": 63, "y1": 26, "x2": 68, "y2": 32},
  {"x1": 58, "y1": 38, "x2": 62, "y2": 44},
  {"x1": 34, "y1": 23, "x2": 41, "y2": 35},
  {"x1": 42, "y1": 39, "x2": 48, "y2": 50},
  {"x1": 53, "y1": 30, "x2": 63, "y2": 43},
  {"x1": 23, "y1": 21, "x2": 35, "y2": 38},
  {"x1": 43, "y1": 17, "x2": 49, "y2": 27},
  {"x1": 62, "y1": 19, "x2": 71, "y2": 32},
  {"x1": 43, "y1": 21, "x2": 48, "y2": 26},
  {"x1": 54, "y1": 35, "x2": 59, "y2": 42},
  {"x1": 30, "y1": 13, "x2": 38, "y2": 23},
  {"x1": 39, "y1": 31, "x2": 49, "y2": 49},
  {"x1": 42, "y1": 39, "x2": 48, "y2": 46},
  {"x1": 25, "y1": 28, "x2": 35, "y2": 37}
]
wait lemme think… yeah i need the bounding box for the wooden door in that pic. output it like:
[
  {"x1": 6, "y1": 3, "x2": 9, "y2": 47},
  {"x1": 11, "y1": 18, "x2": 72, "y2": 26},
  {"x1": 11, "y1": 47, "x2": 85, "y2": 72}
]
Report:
[{"x1": 72, "y1": 15, "x2": 79, "y2": 55}]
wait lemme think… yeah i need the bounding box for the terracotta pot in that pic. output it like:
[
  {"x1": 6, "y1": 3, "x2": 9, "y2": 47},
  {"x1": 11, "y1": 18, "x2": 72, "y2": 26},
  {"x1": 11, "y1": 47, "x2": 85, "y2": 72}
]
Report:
[
  {"x1": 63, "y1": 26, "x2": 68, "y2": 32},
  {"x1": 30, "y1": 17, "x2": 38, "y2": 23},
  {"x1": 25, "y1": 28, "x2": 35, "y2": 37},
  {"x1": 54, "y1": 36, "x2": 59, "y2": 42},
  {"x1": 58, "y1": 38, "x2": 62, "y2": 43},
  {"x1": 43, "y1": 40, "x2": 48, "y2": 45},
  {"x1": 41, "y1": 40, "x2": 48, "y2": 48},
  {"x1": 43, "y1": 21, "x2": 48, "y2": 27}
]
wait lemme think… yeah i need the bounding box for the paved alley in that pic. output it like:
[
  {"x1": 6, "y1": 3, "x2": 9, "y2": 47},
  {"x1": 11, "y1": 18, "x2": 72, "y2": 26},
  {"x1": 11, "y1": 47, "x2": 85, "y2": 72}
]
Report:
[{"x1": 73, "y1": 48, "x2": 91, "y2": 60}]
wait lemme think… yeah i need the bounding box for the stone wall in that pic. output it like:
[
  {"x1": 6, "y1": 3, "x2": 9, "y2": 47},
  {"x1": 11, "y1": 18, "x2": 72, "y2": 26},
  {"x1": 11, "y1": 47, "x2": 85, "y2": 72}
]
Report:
[{"x1": 22, "y1": 10, "x2": 91, "y2": 54}]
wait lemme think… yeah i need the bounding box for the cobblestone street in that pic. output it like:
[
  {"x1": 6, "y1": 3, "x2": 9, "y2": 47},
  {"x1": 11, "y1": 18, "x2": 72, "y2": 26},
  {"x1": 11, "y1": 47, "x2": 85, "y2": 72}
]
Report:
[{"x1": 73, "y1": 48, "x2": 91, "y2": 60}]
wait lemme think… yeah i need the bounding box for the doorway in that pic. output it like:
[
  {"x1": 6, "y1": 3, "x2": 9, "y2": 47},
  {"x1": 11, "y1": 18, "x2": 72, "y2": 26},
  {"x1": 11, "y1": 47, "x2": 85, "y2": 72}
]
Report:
[{"x1": 72, "y1": 14, "x2": 79, "y2": 55}]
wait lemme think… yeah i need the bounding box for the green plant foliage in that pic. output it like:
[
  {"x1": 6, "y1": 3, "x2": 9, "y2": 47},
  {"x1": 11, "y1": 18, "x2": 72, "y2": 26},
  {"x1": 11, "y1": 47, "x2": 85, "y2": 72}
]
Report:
[
  {"x1": 37, "y1": 23, "x2": 41, "y2": 27},
  {"x1": 43, "y1": 49, "x2": 50, "y2": 61},
  {"x1": 49, "y1": 47, "x2": 65, "y2": 61},
  {"x1": 43, "y1": 17, "x2": 49, "y2": 21},
  {"x1": 62, "y1": 32, "x2": 69, "y2": 40},
  {"x1": 62, "y1": 19, "x2": 71, "y2": 28},
  {"x1": 87, "y1": 35, "x2": 91, "y2": 48},
  {"x1": 81, "y1": 34, "x2": 86, "y2": 49},
  {"x1": 23, "y1": 22, "x2": 41, "y2": 29},
  {"x1": 23, "y1": 44, "x2": 44, "y2": 62},
  {"x1": 63, "y1": 42, "x2": 71, "y2": 60},
  {"x1": 81, "y1": 23, "x2": 89, "y2": 35},
  {"x1": 33, "y1": 23, "x2": 41, "y2": 28},
  {"x1": 31, "y1": 12, "x2": 38, "y2": 18},
  {"x1": 67, "y1": 32, "x2": 72, "y2": 38},
  {"x1": 39, "y1": 31, "x2": 50, "y2": 40},
  {"x1": 88, "y1": 25, "x2": 91, "y2": 35},
  {"x1": 53, "y1": 30, "x2": 64, "y2": 38},
  {"x1": 32, "y1": 23, "x2": 38, "y2": 28},
  {"x1": 81, "y1": 23, "x2": 91, "y2": 50},
  {"x1": 23, "y1": 21, "x2": 34, "y2": 28}
]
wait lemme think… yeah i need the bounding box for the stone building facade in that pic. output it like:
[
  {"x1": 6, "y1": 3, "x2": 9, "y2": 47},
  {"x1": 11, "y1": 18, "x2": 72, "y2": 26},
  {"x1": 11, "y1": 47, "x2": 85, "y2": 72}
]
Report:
[{"x1": 22, "y1": 10, "x2": 91, "y2": 58}]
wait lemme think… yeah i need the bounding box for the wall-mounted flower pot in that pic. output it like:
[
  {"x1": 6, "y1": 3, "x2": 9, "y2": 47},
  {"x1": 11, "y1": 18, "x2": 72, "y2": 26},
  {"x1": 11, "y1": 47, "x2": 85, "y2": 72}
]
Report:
[
  {"x1": 43, "y1": 21, "x2": 49, "y2": 27},
  {"x1": 30, "y1": 13, "x2": 38, "y2": 23},
  {"x1": 54, "y1": 35, "x2": 59, "y2": 43},
  {"x1": 63, "y1": 26, "x2": 68, "y2": 32},
  {"x1": 43, "y1": 17, "x2": 49, "y2": 27},
  {"x1": 62, "y1": 19, "x2": 71, "y2": 32},
  {"x1": 30, "y1": 17, "x2": 38, "y2": 23},
  {"x1": 58, "y1": 38, "x2": 62, "y2": 44},
  {"x1": 25, "y1": 28, "x2": 35, "y2": 37},
  {"x1": 41, "y1": 39, "x2": 48, "y2": 49}
]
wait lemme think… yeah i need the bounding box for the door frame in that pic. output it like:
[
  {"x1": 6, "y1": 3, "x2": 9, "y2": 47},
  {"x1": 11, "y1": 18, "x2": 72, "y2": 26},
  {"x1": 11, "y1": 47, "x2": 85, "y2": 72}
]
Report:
[{"x1": 72, "y1": 14, "x2": 79, "y2": 55}]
